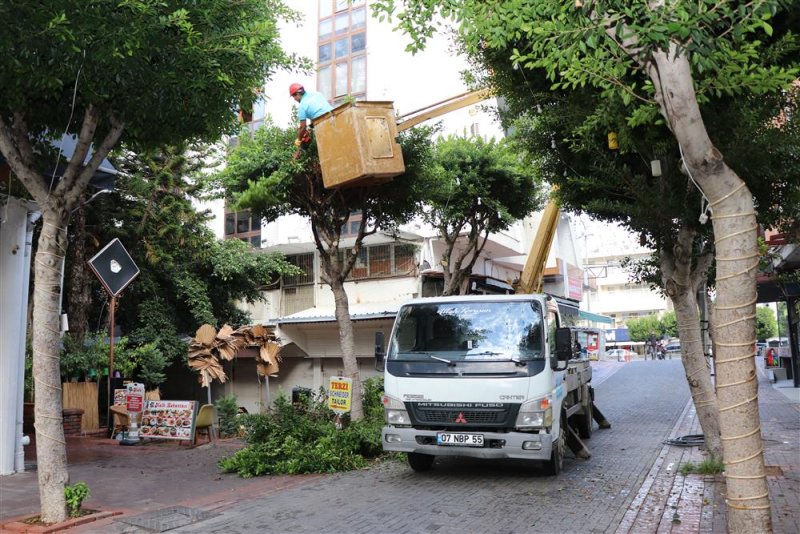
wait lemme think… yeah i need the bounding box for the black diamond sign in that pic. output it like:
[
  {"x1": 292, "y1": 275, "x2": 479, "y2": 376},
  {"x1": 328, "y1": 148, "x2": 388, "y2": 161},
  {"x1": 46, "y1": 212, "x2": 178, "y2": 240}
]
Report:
[{"x1": 87, "y1": 238, "x2": 140, "y2": 297}]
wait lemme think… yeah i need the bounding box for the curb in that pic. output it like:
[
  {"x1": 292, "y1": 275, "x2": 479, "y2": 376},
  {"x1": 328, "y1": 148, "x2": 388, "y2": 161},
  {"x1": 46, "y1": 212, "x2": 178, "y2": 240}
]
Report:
[
  {"x1": 616, "y1": 397, "x2": 713, "y2": 533},
  {"x1": 1, "y1": 511, "x2": 121, "y2": 533}
]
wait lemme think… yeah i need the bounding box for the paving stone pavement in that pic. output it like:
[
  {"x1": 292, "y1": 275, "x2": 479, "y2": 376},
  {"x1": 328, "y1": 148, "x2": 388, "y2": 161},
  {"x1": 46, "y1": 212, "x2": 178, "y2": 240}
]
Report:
[
  {"x1": 156, "y1": 360, "x2": 692, "y2": 534},
  {"x1": 7, "y1": 358, "x2": 796, "y2": 534}
]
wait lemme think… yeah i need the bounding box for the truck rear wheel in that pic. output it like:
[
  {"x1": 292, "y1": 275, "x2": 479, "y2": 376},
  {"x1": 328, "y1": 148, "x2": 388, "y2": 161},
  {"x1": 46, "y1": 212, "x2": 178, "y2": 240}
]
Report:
[
  {"x1": 543, "y1": 423, "x2": 565, "y2": 476},
  {"x1": 407, "y1": 452, "x2": 434, "y2": 472}
]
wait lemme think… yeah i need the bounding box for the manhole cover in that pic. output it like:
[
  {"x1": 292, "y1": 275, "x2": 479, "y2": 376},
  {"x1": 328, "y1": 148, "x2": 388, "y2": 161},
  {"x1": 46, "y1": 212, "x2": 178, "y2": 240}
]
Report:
[{"x1": 116, "y1": 506, "x2": 218, "y2": 532}]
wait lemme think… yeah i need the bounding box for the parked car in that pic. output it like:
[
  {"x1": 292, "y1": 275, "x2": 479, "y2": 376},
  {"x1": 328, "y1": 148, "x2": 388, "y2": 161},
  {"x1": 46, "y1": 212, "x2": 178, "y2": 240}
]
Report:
[
  {"x1": 664, "y1": 342, "x2": 681, "y2": 358},
  {"x1": 606, "y1": 348, "x2": 635, "y2": 362}
]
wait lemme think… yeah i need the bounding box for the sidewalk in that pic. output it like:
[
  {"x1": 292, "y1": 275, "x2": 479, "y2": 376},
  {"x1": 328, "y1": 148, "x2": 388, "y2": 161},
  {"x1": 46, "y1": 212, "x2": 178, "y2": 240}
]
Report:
[
  {"x1": 617, "y1": 359, "x2": 800, "y2": 533},
  {"x1": 2, "y1": 360, "x2": 797, "y2": 533}
]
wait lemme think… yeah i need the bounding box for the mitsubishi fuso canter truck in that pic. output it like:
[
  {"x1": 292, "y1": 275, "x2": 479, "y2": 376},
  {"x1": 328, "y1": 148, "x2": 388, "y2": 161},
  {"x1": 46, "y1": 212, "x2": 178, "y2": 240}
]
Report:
[{"x1": 374, "y1": 294, "x2": 595, "y2": 475}]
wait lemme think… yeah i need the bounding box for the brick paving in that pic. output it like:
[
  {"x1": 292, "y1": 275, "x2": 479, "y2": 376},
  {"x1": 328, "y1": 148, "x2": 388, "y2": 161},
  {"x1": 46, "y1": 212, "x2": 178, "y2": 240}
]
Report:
[{"x1": 3, "y1": 358, "x2": 797, "y2": 534}]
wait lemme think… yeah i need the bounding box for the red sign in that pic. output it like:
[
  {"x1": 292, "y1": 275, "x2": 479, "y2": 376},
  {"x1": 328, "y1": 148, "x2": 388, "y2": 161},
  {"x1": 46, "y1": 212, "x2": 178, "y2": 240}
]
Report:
[{"x1": 126, "y1": 394, "x2": 143, "y2": 413}]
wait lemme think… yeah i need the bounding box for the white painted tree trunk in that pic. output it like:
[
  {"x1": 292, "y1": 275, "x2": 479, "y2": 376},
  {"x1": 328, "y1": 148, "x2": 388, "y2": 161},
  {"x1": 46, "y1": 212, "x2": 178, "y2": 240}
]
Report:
[{"x1": 649, "y1": 48, "x2": 771, "y2": 533}]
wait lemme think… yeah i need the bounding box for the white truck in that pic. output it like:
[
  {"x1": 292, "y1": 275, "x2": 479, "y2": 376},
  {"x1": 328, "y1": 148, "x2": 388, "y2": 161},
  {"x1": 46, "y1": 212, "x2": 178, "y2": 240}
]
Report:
[{"x1": 375, "y1": 293, "x2": 603, "y2": 474}]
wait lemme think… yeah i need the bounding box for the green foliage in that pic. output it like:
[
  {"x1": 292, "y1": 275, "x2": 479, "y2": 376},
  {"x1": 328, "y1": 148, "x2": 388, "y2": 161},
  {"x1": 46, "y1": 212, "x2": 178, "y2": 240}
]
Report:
[
  {"x1": 215, "y1": 395, "x2": 242, "y2": 438},
  {"x1": 70, "y1": 145, "x2": 298, "y2": 345},
  {"x1": 373, "y1": 0, "x2": 800, "y2": 292},
  {"x1": 423, "y1": 135, "x2": 544, "y2": 293},
  {"x1": 626, "y1": 315, "x2": 665, "y2": 342},
  {"x1": 373, "y1": 1, "x2": 798, "y2": 112},
  {"x1": 64, "y1": 481, "x2": 90, "y2": 518},
  {"x1": 0, "y1": 0, "x2": 304, "y2": 150},
  {"x1": 59, "y1": 331, "x2": 171, "y2": 388},
  {"x1": 680, "y1": 458, "x2": 725, "y2": 476},
  {"x1": 24, "y1": 340, "x2": 33, "y2": 402},
  {"x1": 756, "y1": 306, "x2": 779, "y2": 341},
  {"x1": 219, "y1": 377, "x2": 386, "y2": 477},
  {"x1": 661, "y1": 311, "x2": 678, "y2": 338}
]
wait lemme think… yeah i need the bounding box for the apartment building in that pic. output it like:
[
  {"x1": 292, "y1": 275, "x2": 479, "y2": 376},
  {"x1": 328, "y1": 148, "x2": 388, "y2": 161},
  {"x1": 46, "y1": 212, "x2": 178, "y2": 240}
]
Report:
[{"x1": 579, "y1": 219, "x2": 671, "y2": 329}]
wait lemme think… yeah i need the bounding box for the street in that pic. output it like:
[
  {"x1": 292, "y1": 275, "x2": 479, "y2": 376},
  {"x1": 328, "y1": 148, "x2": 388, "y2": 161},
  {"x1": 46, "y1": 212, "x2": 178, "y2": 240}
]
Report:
[{"x1": 168, "y1": 360, "x2": 689, "y2": 534}]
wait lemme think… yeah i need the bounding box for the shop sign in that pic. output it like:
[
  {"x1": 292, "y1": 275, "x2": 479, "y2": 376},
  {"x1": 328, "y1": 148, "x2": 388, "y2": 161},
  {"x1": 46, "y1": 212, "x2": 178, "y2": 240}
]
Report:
[
  {"x1": 328, "y1": 376, "x2": 352, "y2": 414},
  {"x1": 140, "y1": 400, "x2": 197, "y2": 440}
]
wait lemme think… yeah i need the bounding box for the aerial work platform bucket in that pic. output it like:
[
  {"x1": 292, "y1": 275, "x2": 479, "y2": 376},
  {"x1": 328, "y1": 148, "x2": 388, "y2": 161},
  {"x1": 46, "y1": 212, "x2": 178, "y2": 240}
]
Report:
[{"x1": 313, "y1": 101, "x2": 405, "y2": 189}]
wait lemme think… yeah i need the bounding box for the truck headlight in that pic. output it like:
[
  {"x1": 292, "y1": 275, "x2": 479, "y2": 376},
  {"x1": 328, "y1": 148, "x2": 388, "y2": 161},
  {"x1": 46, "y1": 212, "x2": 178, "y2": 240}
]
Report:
[
  {"x1": 383, "y1": 395, "x2": 411, "y2": 426},
  {"x1": 515, "y1": 396, "x2": 553, "y2": 430}
]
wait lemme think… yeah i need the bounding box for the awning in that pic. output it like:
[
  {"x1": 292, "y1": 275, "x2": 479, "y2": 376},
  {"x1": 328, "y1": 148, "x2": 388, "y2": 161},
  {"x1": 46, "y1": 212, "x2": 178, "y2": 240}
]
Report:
[
  {"x1": 579, "y1": 310, "x2": 613, "y2": 325},
  {"x1": 274, "y1": 301, "x2": 401, "y2": 325}
]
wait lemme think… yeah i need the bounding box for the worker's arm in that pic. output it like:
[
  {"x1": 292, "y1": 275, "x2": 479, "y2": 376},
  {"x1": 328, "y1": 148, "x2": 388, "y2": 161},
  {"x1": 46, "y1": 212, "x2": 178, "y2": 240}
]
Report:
[{"x1": 296, "y1": 121, "x2": 308, "y2": 144}]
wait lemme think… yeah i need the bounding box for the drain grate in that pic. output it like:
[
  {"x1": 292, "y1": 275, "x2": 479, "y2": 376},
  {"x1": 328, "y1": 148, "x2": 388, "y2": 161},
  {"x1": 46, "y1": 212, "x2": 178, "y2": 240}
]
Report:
[{"x1": 116, "y1": 506, "x2": 218, "y2": 532}]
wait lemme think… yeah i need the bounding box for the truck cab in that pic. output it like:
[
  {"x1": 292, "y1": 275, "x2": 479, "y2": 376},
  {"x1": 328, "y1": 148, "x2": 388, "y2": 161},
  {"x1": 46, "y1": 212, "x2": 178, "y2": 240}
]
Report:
[{"x1": 376, "y1": 294, "x2": 592, "y2": 475}]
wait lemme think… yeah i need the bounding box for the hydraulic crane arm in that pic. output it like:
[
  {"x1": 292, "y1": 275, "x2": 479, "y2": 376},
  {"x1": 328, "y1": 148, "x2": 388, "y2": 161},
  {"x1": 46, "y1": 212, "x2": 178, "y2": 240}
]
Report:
[
  {"x1": 518, "y1": 197, "x2": 560, "y2": 294},
  {"x1": 396, "y1": 88, "x2": 494, "y2": 132}
]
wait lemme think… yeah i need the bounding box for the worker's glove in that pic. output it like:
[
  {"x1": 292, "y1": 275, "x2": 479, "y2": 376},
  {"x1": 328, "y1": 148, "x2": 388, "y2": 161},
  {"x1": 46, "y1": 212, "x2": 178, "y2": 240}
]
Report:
[{"x1": 294, "y1": 139, "x2": 302, "y2": 147}]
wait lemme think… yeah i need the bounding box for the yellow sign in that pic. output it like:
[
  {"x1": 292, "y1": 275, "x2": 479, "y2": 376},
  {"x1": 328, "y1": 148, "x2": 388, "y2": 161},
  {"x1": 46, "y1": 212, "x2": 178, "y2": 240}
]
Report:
[{"x1": 328, "y1": 376, "x2": 352, "y2": 414}]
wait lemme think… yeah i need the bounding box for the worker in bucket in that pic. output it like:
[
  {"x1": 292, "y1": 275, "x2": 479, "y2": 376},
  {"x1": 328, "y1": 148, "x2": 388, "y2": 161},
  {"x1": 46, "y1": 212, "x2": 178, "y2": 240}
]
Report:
[{"x1": 290, "y1": 83, "x2": 332, "y2": 159}]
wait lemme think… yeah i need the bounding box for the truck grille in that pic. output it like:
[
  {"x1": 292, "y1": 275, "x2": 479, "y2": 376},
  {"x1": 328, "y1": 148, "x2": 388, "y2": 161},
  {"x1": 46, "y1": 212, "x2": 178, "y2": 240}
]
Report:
[{"x1": 408, "y1": 402, "x2": 517, "y2": 428}]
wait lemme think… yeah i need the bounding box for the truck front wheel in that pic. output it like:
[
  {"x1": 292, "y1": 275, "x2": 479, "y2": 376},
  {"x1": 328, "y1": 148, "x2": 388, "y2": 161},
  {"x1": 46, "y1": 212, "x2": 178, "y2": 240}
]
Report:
[
  {"x1": 407, "y1": 452, "x2": 435, "y2": 472},
  {"x1": 543, "y1": 423, "x2": 565, "y2": 475}
]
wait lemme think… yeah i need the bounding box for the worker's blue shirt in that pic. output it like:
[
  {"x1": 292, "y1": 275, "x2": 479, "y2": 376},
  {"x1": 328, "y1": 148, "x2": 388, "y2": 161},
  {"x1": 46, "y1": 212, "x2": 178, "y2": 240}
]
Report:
[{"x1": 298, "y1": 91, "x2": 333, "y2": 122}]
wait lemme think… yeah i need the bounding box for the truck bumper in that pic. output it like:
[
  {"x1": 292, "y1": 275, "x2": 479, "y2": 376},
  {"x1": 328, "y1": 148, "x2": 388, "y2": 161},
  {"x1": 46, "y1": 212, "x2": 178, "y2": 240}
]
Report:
[{"x1": 381, "y1": 427, "x2": 554, "y2": 461}]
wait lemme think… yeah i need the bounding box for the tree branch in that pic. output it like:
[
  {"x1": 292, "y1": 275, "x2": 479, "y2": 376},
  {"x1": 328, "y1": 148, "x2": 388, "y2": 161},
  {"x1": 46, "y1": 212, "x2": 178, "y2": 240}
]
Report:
[
  {"x1": 0, "y1": 113, "x2": 51, "y2": 202},
  {"x1": 60, "y1": 113, "x2": 125, "y2": 211}
]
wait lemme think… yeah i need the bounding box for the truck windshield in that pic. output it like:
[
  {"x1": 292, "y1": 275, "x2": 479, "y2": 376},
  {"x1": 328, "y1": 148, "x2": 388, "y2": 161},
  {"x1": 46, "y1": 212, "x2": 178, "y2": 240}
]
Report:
[{"x1": 388, "y1": 301, "x2": 545, "y2": 362}]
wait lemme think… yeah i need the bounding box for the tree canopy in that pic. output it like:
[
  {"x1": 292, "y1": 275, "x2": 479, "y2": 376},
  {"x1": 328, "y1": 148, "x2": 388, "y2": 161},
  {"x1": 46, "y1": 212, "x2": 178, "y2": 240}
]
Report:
[
  {"x1": 213, "y1": 121, "x2": 433, "y2": 419},
  {"x1": 422, "y1": 135, "x2": 544, "y2": 294}
]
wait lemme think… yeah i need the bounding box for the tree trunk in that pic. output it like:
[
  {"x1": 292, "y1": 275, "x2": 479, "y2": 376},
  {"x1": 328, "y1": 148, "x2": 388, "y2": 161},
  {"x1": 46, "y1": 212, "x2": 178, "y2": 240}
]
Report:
[
  {"x1": 330, "y1": 278, "x2": 364, "y2": 420},
  {"x1": 662, "y1": 243, "x2": 721, "y2": 458},
  {"x1": 650, "y1": 48, "x2": 771, "y2": 532},
  {"x1": 32, "y1": 209, "x2": 70, "y2": 523}
]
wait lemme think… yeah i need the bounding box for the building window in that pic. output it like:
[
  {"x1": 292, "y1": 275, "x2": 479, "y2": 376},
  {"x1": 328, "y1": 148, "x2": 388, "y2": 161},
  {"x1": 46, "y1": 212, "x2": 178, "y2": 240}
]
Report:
[
  {"x1": 340, "y1": 211, "x2": 364, "y2": 237},
  {"x1": 224, "y1": 209, "x2": 261, "y2": 247},
  {"x1": 284, "y1": 253, "x2": 315, "y2": 286},
  {"x1": 339, "y1": 243, "x2": 418, "y2": 280},
  {"x1": 318, "y1": 0, "x2": 367, "y2": 102}
]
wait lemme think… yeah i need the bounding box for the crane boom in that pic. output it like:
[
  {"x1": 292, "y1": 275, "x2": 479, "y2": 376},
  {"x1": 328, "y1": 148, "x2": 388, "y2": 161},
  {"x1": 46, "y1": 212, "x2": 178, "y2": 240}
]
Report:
[
  {"x1": 518, "y1": 198, "x2": 560, "y2": 294},
  {"x1": 396, "y1": 88, "x2": 493, "y2": 132}
]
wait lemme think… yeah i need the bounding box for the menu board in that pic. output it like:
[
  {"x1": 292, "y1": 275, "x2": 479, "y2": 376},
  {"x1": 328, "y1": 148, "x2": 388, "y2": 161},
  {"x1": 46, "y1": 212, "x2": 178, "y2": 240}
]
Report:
[
  {"x1": 139, "y1": 400, "x2": 196, "y2": 440},
  {"x1": 113, "y1": 389, "x2": 127, "y2": 406}
]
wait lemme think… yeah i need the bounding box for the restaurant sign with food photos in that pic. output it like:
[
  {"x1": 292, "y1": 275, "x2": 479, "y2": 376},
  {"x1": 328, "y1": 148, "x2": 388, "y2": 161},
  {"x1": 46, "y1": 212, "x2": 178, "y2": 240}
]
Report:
[{"x1": 140, "y1": 400, "x2": 197, "y2": 440}]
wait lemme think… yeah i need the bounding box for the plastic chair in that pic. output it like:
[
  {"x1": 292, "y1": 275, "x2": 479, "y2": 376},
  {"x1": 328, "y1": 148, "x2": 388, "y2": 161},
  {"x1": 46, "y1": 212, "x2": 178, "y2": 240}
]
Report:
[{"x1": 194, "y1": 404, "x2": 216, "y2": 444}]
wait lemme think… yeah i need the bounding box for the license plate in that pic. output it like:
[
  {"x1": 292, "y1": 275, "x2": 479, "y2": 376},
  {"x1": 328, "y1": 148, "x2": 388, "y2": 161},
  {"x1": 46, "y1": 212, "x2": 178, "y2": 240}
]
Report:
[{"x1": 437, "y1": 432, "x2": 484, "y2": 447}]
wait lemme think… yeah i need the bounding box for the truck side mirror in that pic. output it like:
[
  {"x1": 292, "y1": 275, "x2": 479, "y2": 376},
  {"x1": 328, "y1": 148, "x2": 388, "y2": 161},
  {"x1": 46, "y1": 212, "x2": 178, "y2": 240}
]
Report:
[
  {"x1": 374, "y1": 331, "x2": 385, "y2": 371},
  {"x1": 553, "y1": 327, "x2": 572, "y2": 369}
]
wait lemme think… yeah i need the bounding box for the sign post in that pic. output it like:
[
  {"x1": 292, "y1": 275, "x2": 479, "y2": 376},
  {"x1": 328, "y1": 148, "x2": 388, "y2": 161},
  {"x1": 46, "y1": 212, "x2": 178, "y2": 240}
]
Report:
[
  {"x1": 328, "y1": 376, "x2": 352, "y2": 429},
  {"x1": 87, "y1": 238, "x2": 140, "y2": 432}
]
